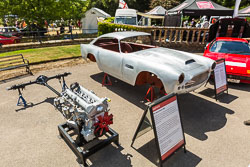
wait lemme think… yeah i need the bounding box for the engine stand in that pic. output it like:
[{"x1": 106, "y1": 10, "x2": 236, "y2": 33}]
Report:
[
  {"x1": 58, "y1": 123, "x2": 119, "y2": 167},
  {"x1": 102, "y1": 73, "x2": 112, "y2": 87}
]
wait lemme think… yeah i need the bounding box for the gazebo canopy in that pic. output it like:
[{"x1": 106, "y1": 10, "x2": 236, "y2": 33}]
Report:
[
  {"x1": 167, "y1": 0, "x2": 234, "y2": 16},
  {"x1": 146, "y1": 6, "x2": 167, "y2": 15},
  {"x1": 239, "y1": 6, "x2": 250, "y2": 17}
]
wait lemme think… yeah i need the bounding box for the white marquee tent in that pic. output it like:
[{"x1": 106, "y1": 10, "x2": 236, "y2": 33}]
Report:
[{"x1": 81, "y1": 8, "x2": 111, "y2": 34}]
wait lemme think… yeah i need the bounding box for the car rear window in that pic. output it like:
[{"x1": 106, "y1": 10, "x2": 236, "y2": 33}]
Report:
[{"x1": 210, "y1": 41, "x2": 250, "y2": 54}]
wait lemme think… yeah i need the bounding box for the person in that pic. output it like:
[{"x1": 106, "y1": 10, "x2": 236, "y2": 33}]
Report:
[
  {"x1": 244, "y1": 120, "x2": 250, "y2": 126},
  {"x1": 196, "y1": 21, "x2": 201, "y2": 28},
  {"x1": 201, "y1": 18, "x2": 209, "y2": 28},
  {"x1": 60, "y1": 24, "x2": 65, "y2": 34},
  {"x1": 183, "y1": 20, "x2": 188, "y2": 27},
  {"x1": 68, "y1": 24, "x2": 72, "y2": 33},
  {"x1": 190, "y1": 18, "x2": 196, "y2": 27}
]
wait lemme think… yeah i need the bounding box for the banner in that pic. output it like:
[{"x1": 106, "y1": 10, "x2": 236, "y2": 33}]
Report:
[{"x1": 196, "y1": 1, "x2": 215, "y2": 9}]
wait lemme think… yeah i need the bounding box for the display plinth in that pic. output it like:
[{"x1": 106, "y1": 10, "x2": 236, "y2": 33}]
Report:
[{"x1": 58, "y1": 123, "x2": 119, "y2": 167}]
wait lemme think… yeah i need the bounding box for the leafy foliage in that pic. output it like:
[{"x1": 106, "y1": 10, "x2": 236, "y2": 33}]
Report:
[
  {"x1": 150, "y1": 0, "x2": 183, "y2": 10},
  {"x1": 0, "y1": 0, "x2": 249, "y2": 27},
  {"x1": 98, "y1": 22, "x2": 141, "y2": 36},
  {"x1": 0, "y1": 0, "x2": 88, "y2": 27}
]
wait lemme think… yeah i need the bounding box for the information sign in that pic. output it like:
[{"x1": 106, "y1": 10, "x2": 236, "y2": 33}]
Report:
[
  {"x1": 131, "y1": 94, "x2": 186, "y2": 167},
  {"x1": 213, "y1": 59, "x2": 228, "y2": 100},
  {"x1": 151, "y1": 95, "x2": 185, "y2": 161}
]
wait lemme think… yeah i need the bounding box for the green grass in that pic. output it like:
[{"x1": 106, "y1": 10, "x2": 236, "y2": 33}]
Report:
[{"x1": 0, "y1": 45, "x2": 81, "y2": 64}]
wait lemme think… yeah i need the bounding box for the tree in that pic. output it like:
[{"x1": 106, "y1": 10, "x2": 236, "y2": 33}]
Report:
[
  {"x1": 149, "y1": 0, "x2": 184, "y2": 10},
  {"x1": 83, "y1": 0, "x2": 151, "y2": 16},
  {"x1": 0, "y1": 0, "x2": 88, "y2": 27}
]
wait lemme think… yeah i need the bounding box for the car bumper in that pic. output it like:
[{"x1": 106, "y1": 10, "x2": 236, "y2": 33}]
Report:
[{"x1": 227, "y1": 74, "x2": 250, "y2": 81}]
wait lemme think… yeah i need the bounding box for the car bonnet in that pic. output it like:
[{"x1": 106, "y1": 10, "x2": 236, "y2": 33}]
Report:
[{"x1": 133, "y1": 47, "x2": 204, "y2": 71}]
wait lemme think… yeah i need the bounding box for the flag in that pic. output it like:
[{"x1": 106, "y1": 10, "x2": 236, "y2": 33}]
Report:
[
  {"x1": 233, "y1": 0, "x2": 242, "y2": 18},
  {"x1": 119, "y1": 0, "x2": 128, "y2": 9}
]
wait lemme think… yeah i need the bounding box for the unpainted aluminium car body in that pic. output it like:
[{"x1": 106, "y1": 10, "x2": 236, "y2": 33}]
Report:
[{"x1": 81, "y1": 31, "x2": 215, "y2": 94}]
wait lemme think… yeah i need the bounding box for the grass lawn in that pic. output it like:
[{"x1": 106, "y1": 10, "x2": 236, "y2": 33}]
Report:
[{"x1": 0, "y1": 45, "x2": 81, "y2": 64}]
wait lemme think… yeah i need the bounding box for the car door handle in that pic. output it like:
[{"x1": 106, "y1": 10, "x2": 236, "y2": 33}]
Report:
[{"x1": 125, "y1": 64, "x2": 134, "y2": 69}]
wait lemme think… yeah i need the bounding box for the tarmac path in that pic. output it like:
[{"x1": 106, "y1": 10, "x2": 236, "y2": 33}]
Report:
[{"x1": 0, "y1": 60, "x2": 250, "y2": 167}]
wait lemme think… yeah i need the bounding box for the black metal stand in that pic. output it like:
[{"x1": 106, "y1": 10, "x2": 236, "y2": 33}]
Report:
[{"x1": 58, "y1": 123, "x2": 119, "y2": 166}]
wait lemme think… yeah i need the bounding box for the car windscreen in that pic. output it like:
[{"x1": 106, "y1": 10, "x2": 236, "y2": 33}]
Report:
[
  {"x1": 210, "y1": 41, "x2": 250, "y2": 55},
  {"x1": 115, "y1": 17, "x2": 137, "y2": 25}
]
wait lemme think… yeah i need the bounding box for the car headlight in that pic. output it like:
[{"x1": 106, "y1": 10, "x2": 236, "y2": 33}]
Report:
[{"x1": 178, "y1": 73, "x2": 185, "y2": 84}]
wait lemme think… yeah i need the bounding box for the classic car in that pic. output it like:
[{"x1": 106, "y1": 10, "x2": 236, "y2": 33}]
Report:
[
  {"x1": 0, "y1": 27, "x2": 22, "y2": 37},
  {"x1": 204, "y1": 37, "x2": 250, "y2": 84},
  {"x1": 81, "y1": 31, "x2": 216, "y2": 94},
  {"x1": 0, "y1": 34, "x2": 20, "y2": 47}
]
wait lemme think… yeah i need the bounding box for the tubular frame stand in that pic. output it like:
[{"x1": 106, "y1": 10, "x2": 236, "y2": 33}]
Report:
[
  {"x1": 58, "y1": 123, "x2": 119, "y2": 167},
  {"x1": 144, "y1": 85, "x2": 155, "y2": 102}
]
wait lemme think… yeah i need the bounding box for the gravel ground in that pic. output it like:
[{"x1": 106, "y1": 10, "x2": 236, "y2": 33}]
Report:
[{"x1": 0, "y1": 60, "x2": 250, "y2": 167}]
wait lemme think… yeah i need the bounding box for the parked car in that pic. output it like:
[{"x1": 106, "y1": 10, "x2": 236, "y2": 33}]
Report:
[
  {"x1": 81, "y1": 31, "x2": 215, "y2": 94},
  {"x1": 0, "y1": 34, "x2": 20, "y2": 46},
  {"x1": 0, "y1": 27, "x2": 22, "y2": 37},
  {"x1": 204, "y1": 37, "x2": 250, "y2": 84}
]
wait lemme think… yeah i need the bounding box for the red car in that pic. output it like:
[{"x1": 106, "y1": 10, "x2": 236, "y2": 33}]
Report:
[
  {"x1": 0, "y1": 34, "x2": 20, "y2": 47},
  {"x1": 204, "y1": 37, "x2": 250, "y2": 84}
]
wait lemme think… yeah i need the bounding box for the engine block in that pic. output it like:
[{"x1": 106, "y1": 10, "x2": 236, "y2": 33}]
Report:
[{"x1": 54, "y1": 82, "x2": 113, "y2": 142}]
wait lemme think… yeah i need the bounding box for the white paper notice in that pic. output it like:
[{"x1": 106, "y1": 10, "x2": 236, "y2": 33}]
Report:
[
  {"x1": 152, "y1": 96, "x2": 184, "y2": 160},
  {"x1": 214, "y1": 61, "x2": 227, "y2": 94}
]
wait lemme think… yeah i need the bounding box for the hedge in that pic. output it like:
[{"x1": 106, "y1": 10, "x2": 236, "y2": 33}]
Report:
[{"x1": 98, "y1": 22, "x2": 142, "y2": 36}]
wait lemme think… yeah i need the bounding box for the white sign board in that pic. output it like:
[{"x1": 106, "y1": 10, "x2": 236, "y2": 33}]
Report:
[
  {"x1": 152, "y1": 96, "x2": 184, "y2": 161},
  {"x1": 214, "y1": 60, "x2": 227, "y2": 94}
]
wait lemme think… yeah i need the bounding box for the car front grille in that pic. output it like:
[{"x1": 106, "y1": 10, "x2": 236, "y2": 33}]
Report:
[{"x1": 185, "y1": 71, "x2": 209, "y2": 88}]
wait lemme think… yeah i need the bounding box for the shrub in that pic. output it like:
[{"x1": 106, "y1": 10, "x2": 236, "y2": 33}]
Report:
[{"x1": 98, "y1": 22, "x2": 141, "y2": 36}]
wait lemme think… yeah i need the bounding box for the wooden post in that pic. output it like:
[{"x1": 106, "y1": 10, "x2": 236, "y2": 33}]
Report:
[
  {"x1": 169, "y1": 29, "x2": 173, "y2": 43},
  {"x1": 163, "y1": 29, "x2": 167, "y2": 44},
  {"x1": 180, "y1": 30, "x2": 184, "y2": 43},
  {"x1": 174, "y1": 30, "x2": 179, "y2": 43},
  {"x1": 153, "y1": 29, "x2": 157, "y2": 41},
  {"x1": 191, "y1": 29, "x2": 196, "y2": 43},
  {"x1": 186, "y1": 30, "x2": 190, "y2": 44},
  {"x1": 196, "y1": 30, "x2": 202, "y2": 43},
  {"x1": 159, "y1": 29, "x2": 162, "y2": 45},
  {"x1": 202, "y1": 30, "x2": 208, "y2": 44}
]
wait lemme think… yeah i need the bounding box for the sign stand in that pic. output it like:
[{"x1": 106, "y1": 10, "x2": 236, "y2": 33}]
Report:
[
  {"x1": 131, "y1": 94, "x2": 186, "y2": 167},
  {"x1": 213, "y1": 59, "x2": 228, "y2": 101}
]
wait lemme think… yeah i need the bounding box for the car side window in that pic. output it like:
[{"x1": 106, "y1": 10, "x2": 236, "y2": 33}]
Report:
[{"x1": 93, "y1": 37, "x2": 119, "y2": 53}]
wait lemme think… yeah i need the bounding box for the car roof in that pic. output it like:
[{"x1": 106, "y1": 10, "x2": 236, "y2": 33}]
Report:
[
  {"x1": 215, "y1": 37, "x2": 248, "y2": 43},
  {"x1": 99, "y1": 31, "x2": 151, "y2": 40}
]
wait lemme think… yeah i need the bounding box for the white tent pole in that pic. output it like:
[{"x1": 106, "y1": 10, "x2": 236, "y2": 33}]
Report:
[{"x1": 233, "y1": 0, "x2": 242, "y2": 18}]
